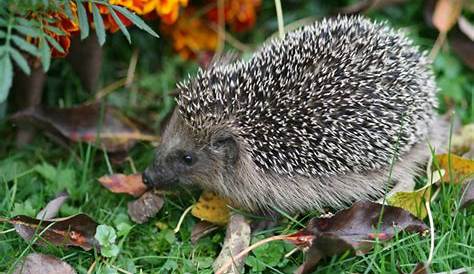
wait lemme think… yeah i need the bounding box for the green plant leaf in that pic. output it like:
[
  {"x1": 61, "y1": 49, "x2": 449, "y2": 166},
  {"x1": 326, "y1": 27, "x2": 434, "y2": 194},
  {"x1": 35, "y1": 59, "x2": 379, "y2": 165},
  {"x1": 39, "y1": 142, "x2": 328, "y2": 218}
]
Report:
[
  {"x1": 0, "y1": 54, "x2": 13, "y2": 103},
  {"x1": 91, "y1": 3, "x2": 106, "y2": 45},
  {"x1": 107, "y1": 6, "x2": 131, "y2": 43},
  {"x1": 112, "y1": 6, "x2": 159, "y2": 39},
  {"x1": 76, "y1": 0, "x2": 90, "y2": 40},
  {"x1": 95, "y1": 224, "x2": 120, "y2": 258},
  {"x1": 64, "y1": 0, "x2": 73, "y2": 18},
  {"x1": 0, "y1": 30, "x2": 5, "y2": 38},
  {"x1": 15, "y1": 17, "x2": 36, "y2": 28},
  {"x1": 13, "y1": 25, "x2": 41, "y2": 38},
  {"x1": 45, "y1": 25, "x2": 66, "y2": 36},
  {"x1": 9, "y1": 47, "x2": 31, "y2": 75},
  {"x1": 11, "y1": 35, "x2": 39, "y2": 56},
  {"x1": 39, "y1": 37, "x2": 51, "y2": 71},
  {"x1": 45, "y1": 34, "x2": 65, "y2": 53}
]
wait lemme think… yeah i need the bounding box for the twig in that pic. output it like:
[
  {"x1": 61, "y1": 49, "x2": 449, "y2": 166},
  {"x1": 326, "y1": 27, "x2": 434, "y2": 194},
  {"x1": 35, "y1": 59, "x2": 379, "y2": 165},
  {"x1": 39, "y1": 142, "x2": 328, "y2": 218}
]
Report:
[
  {"x1": 274, "y1": 0, "x2": 285, "y2": 39},
  {"x1": 173, "y1": 205, "x2": 193, "y2": 233},
  {"x1": 429, "y1": 32, "x2": 446, "y2": 60},
  {"x1": 92, "y1": 78, "x2": 128, "y2": 102},
  {"x1": 215, "y1": 234, "x2": 289, "y2": 274},
  {"x1": 126, "y1": 49, "x2": 139, "y2": 88}
]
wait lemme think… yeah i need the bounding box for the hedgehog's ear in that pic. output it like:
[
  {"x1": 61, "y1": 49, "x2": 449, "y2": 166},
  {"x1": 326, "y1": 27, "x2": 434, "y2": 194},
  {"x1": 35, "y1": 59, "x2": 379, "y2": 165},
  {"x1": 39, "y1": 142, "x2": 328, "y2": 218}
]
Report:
[{"x1": 212, "y1": 135, "x2": 239, "y2": 164}]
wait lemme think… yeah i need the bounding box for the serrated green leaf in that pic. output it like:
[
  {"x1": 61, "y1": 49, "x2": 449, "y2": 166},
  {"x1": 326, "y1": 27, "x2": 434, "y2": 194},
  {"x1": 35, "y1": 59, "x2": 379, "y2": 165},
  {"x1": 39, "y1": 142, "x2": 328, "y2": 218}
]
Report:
[
  {"x1": 64, "y1": 0, "x2": 73, "y2": 18},
  {"x1": 11, "y1": 35, "x2": 39, "y2": 56},
  {"x1": 9, "y1": 47, "x2": 31, "y2": 75},
  {"x1": 0, "y1": 55, "x2": 13, "y2": 103},
  {"x1": 108, "y1": 6, "x2": 131, "y2": 43},
  {"x1": 39, "y1": 37, "x2": 51, "y2": 71},
  {"x1": 15, "y1": 17, "x2": 35, "y2": 28},
  {"x1": 45, "y1": 34, "x2": 65, "y2": 53},
  {"x1": 45, "y1": 25, "x2": 66, "y2": 36},
  {"x1": 0, "y1": 30, "x2": 5, "y2": 38},
  {"x1": 91, "y1": 3, "x2": 106, "y2": 45},
  {"x1": 0, "y1": 18, "x2": 7, "y2": 26},
  {"x1": 14, "y1": 25, "x2": 41, "y2": 38},
  {"x1": 76, "y1": 0, "x2": 90, "y2": 40},
  {"x1": 112, "y1": 6, "x2": 159, "y2": 39}
]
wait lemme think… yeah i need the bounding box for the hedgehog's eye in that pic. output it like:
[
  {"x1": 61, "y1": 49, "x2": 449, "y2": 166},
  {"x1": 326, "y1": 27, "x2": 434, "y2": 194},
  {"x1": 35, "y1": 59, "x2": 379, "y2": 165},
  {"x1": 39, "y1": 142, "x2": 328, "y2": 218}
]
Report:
[{"x1": 182, "y1": 154, "x2": 193, "y2": 165}]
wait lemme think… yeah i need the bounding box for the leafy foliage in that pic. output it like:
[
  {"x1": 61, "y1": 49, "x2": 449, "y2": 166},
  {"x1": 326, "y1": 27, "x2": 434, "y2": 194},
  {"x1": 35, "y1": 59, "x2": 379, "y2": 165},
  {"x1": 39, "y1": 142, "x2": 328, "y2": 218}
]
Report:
[{"x1": 0, "y1": 0, "x2": 158, "y2": 104}]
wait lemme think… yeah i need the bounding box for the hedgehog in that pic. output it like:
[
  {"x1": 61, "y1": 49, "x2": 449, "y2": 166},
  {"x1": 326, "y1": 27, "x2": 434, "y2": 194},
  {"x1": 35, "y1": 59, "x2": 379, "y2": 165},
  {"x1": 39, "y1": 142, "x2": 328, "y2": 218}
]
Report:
[{"x1": 142, "y1": 16, "x2": 445, "y2": 214}]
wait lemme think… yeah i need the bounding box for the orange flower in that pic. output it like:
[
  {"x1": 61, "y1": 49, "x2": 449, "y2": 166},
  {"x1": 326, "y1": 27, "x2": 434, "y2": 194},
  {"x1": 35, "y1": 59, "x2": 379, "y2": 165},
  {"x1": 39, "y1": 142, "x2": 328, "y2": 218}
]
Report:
[
  {"x1": 28, "y1": 3, "x2": 79, "y2": 58},
  {"x1": 142, "y1": 0, "x2": 188, "y2": 24},
  {"x1": 162, "y1": 10, "x2": 218, "y2": 60},
  {"x1": 208, "y1": 0, "x2": 260, "y2": 32}
]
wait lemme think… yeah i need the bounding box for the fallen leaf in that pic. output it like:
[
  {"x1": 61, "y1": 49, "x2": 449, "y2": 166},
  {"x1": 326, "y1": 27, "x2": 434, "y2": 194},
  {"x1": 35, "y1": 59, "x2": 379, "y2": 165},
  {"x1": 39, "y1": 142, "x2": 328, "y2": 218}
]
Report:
[
  {"x1": 191, "y1": 221, "x2": 220, "y2": 244},
  {"x1": 450, "y1": 27, "x2": 474, "y2": 69},
  {"x1": 213, "y1": 214, "x2": 251, "y2": 274},
  {"x1": 98, "y1": 173, "x2": 147, "y2": 197},
  {"x1": 458, "y1": 16, "x2": 474, "y2": 41},
  {"x1": 13, "y1": 253, "x2": 76, "y2": 274},
  {"x1": 288, "y1": 201, "x2": 428, "y2": 274},
  {"x1": 460, "y1": 180, "x2": 474, "y2": 210},
  {"x1": 191, "y1": 191, "x2": 230, "y2": 226},
  {"x1": 36, "y1": 191, "x2": 69, "y2": 220},
  {"x1": 432, "y1": 0, "x2": 463, "y2": 33},
  {"x1": 10, "y1": 104, "x2": 158, "y2": 153},
  {"x1": 127, "y1": 191, "x2": 164, "y2": 224},
  {"x1": 388, "y1": 187, "x2": 432, "y2": 219},
  {"x1": 4, "y1": 214, "x2": 99, "y2": 250},
  {"x1": 434, "y1": 154, "x2": 474, "y2": 183}
]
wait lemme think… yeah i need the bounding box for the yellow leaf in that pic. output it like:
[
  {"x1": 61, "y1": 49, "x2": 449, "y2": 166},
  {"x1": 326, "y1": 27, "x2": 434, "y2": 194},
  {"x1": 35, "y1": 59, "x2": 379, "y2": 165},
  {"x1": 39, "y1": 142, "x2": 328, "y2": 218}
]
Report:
[
  {"x1": 191, "y1": 191, "x2": 230, "y2": 225},
  {"x1": 433, "y1": 0, "x2": 463, "y2": 33},
  {"x1": 388, "y1": 187, "x2": 432, "y2": 219},
  {"x1": 435, "y1": 154, "x2": 474, "y2": 183}
]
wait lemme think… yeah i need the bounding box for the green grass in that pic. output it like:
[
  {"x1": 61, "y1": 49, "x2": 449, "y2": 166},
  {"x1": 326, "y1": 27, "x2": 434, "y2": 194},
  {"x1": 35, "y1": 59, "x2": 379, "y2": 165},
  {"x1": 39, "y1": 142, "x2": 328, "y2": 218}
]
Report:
[
  {"x1": 0, "y1": 138, "x2": 473, "y2": 273},
  {"x1": 1, "y1": 0, "x2": 474, "y2": 273}
]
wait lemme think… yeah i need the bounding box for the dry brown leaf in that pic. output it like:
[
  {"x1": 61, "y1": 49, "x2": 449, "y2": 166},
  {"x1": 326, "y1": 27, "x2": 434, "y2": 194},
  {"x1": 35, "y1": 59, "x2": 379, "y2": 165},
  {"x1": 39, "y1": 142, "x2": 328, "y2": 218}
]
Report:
[
  {"x1": 191, "y1": 191, "x2": 230, "y2": 226},
  {"x1": 2, "y1": 214, "x2": 99, "y2": 251},
  {"x1": 10, "y1": 104, "x2": 158, "y2": 153},
  {"x1": 127, "y1": 191, "x2": 164, "y2": 224},
  {"x1": 98, "y1": 173, "x2": 147, "y2": 197},
  {"x1": 13, "y1": 253, "x2": 76, "y2": 274},
  {"x1": 213, "y1": 214, "x2": 251, "y2": 274},
  {"x1": 191, "y1": 221, "x2": 220, "y2": 244},
  {"x1": 432, "y1": 0, "x2": 463, "y2": 33},
  {"x1": 36, "y1": 191, "x2": 69, "y2": 220},
  {"x1": 434, "y1": 154, "x2": 474, "y2": 182},
  {"x1": 290, "y1": 201, "x2": 428, "y2": 273}
]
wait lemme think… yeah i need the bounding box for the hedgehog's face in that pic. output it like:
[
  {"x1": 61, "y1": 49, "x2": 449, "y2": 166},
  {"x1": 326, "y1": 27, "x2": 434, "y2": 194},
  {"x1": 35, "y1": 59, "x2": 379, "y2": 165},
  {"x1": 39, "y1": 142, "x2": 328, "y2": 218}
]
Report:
[{"x1": 142, "y1": 113, "x2": 239, "y2": 190}]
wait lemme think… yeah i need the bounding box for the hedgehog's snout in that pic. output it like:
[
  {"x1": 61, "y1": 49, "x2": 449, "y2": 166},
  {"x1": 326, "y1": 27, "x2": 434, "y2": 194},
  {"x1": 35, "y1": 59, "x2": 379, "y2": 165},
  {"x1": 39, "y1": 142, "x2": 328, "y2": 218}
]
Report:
[{"x1": 143, "y1": 148, "x2": 179, "y2": 189}]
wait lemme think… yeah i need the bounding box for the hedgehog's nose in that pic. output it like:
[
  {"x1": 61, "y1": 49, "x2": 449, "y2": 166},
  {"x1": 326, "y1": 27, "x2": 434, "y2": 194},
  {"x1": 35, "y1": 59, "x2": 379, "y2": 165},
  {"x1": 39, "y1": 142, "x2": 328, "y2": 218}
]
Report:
[{"x1": 142, "y1": 168, "x2": 155, "y2": 187}]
